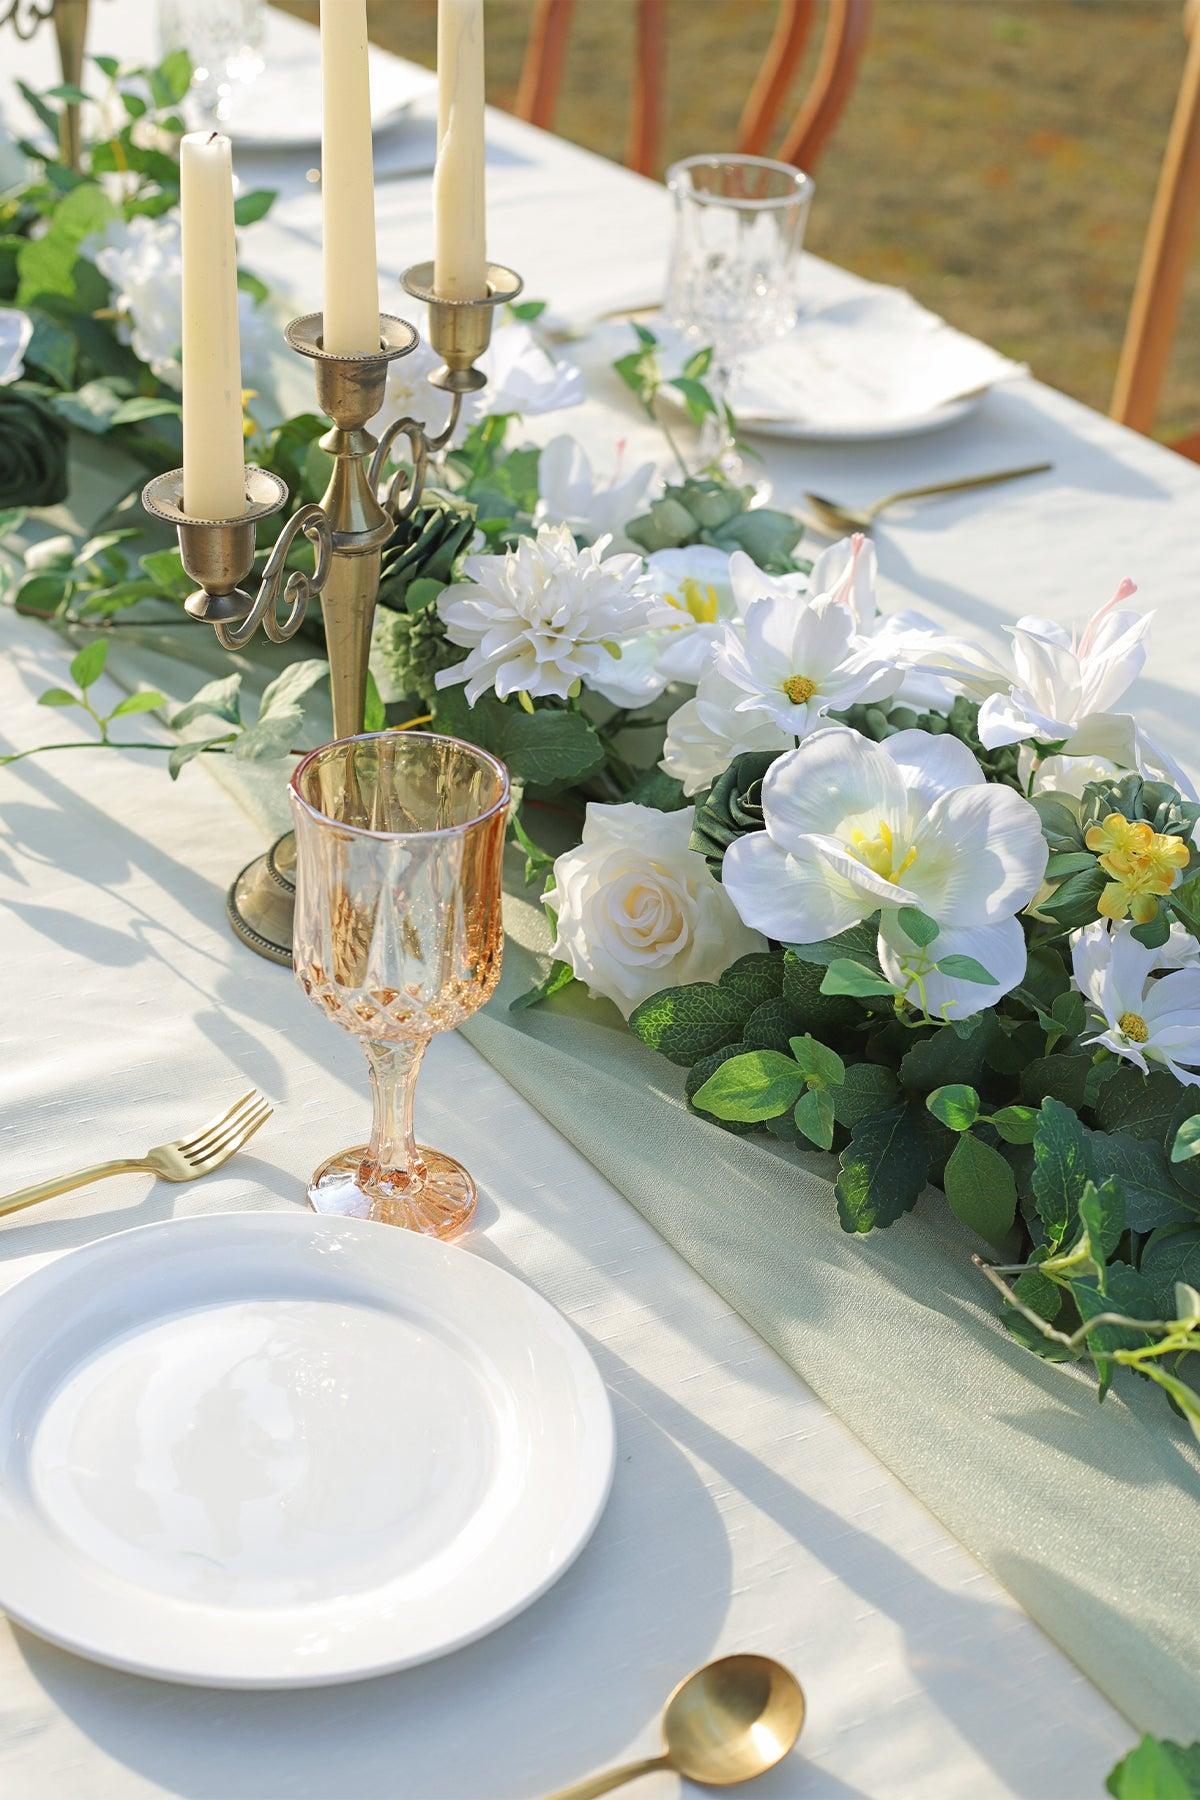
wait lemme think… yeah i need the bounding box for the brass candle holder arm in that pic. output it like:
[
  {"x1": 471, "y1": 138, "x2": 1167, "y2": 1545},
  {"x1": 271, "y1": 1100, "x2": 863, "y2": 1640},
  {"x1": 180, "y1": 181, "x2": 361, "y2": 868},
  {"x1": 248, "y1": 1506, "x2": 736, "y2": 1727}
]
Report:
[{"x1": 141, "y1": 469, "x2": 334, "y2": 653}]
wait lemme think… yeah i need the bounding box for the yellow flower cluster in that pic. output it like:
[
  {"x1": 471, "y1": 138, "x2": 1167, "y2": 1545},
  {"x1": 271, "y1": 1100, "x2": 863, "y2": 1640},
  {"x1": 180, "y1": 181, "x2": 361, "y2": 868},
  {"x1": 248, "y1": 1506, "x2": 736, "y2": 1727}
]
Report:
[{"x1": 1085, "y1": 812, "x2": 1190, "y2": 924}]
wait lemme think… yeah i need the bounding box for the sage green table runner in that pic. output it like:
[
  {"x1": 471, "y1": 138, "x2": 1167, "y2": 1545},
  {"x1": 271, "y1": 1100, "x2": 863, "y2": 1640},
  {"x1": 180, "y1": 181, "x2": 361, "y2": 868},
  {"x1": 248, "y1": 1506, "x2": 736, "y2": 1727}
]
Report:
[{"x1": 463, "y1": 879, "x2": 1200, "y2": 1741}]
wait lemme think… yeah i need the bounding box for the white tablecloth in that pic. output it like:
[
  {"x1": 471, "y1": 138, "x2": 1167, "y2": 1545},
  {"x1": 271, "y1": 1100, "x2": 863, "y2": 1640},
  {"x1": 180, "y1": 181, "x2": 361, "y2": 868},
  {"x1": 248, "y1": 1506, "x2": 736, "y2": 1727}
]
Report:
[{"x1": 4, "y1": 4, "x2": 1193, "y2": 1794}]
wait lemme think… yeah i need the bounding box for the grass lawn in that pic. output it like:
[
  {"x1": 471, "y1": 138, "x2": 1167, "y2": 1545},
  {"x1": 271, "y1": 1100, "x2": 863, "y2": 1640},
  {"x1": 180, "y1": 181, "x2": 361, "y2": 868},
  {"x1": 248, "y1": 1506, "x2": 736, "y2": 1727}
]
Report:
[{"x1": 281, "y1": 0, "x2": 1200, "y2": 437}]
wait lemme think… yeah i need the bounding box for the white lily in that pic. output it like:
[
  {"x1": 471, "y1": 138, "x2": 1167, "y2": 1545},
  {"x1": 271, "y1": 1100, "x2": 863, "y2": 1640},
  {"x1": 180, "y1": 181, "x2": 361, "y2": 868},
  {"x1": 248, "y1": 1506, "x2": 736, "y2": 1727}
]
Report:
[
  {"x1": 434, "y1": 522, "x2": 675, "y2": 707},
  {"x1": 1072, "y1": 921, "x2": 1200, "y2": 1084},
  {"x1": 534, "y1": 434, "x2": 656, "y2": 551},
  {"x1": 465, "y1": 322, "x2": 584, "y2": 422},
  {"x1": 0, "y1": 307, "x2": 32, "y2": 386},
  {"x1": 714, "y1": 592, "x2": 901, "y2": 737},
  {"x1": 723, "y1": 725, "x2": 1048, "y2": 1017},
  {"x1": 660, "y1": 665, "x2": 794, "y2": 796},
  {"x1": 977, "y1": 583, "x2": 1150, "y2": 747}
]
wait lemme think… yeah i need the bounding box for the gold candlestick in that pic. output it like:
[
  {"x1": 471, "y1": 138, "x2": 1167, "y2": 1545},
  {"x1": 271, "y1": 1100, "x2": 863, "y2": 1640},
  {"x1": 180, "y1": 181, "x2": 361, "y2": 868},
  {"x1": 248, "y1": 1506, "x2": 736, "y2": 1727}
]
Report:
[{"x1": 142, "y1": 266, "x2": 523, "y2": 965}]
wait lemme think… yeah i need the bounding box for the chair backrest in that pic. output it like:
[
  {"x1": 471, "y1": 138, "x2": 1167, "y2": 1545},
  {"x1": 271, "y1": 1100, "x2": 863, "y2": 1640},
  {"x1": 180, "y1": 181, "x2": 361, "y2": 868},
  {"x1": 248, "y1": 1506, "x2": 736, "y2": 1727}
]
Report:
[
  {"x1": 515, "y1": 0, "x2": 872, "y2": 180},
  {"x1": 1110, "y1": 2, "x2": 1200, "y2": 436}
]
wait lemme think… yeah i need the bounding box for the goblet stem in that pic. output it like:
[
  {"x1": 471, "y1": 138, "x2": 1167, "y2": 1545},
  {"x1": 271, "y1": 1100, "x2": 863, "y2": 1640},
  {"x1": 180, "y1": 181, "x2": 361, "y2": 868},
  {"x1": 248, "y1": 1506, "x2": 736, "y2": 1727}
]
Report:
[{"x1": 361, "y1": 1038, "x2": 427, "y2": 1196}]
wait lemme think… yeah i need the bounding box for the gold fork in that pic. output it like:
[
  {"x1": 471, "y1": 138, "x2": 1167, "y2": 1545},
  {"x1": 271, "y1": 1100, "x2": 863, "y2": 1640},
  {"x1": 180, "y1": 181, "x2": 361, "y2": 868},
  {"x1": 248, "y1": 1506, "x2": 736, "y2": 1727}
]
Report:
[{"x1": 0, "y1": 1089, "x2": 273, "y2": 1219}]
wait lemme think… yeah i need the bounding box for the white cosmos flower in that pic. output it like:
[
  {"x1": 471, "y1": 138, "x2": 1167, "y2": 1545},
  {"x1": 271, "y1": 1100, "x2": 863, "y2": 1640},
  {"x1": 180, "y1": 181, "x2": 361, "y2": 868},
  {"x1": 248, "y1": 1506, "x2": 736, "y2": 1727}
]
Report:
[
  {"x1": 88, "y1": 215, "x2": 276, "y2": 397},
  {"x1": 660, "y1": 665, "x2": 794, "y2": 796},
  {"x1": 714, "y1": 591, "x2": 901, "y2": 737},
  {"x1": 0, "y1": 306, "x2": 31, "y2": 385},
  {"x1": 434, "y1": 522, "x2": 676, "y2": 706},
  {"x1": 545, "y1": 802, "x2": 765, "y2": 1017},
  {"x1": 1072, "y1": 920, "x2": 1200, "y2": 1084},
  {"x1": 534, "y1": 433, "x2": 656, "y2": 550},
  {"x1": 723, "y1": 725, "x2": 1049, "y2": 1018}
]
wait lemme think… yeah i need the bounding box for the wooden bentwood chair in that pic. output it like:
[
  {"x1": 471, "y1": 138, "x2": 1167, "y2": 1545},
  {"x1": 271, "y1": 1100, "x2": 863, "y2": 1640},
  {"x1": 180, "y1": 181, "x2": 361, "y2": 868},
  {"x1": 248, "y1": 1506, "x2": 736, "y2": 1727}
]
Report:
[
  {"x1": 514, "y1": 0, "x2": 873, "y2": 180},
  {"x1": 1111, "y1": 1, "x2": 1200, "y2": 451}
]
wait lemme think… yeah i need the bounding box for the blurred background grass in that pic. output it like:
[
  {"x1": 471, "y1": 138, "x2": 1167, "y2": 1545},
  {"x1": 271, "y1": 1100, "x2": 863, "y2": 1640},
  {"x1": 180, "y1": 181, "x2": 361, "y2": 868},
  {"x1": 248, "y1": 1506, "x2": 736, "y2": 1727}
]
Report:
[{"x1": 283, "y1": 0, "x2": 1200, "y2": 436}]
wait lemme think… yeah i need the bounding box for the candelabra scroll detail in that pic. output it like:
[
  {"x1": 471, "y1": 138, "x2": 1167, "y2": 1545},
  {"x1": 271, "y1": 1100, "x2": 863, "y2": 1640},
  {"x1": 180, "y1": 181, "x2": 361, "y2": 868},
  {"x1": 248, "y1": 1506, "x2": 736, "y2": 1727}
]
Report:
[{"x1": 141, "y1": 265, "x2": 523, "y2": 967}]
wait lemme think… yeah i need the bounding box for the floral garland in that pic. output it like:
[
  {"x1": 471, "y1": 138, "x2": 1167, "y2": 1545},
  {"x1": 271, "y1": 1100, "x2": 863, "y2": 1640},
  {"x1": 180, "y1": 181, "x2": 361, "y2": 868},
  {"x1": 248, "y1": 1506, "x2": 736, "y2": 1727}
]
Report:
[{"x1": 4, "y1": 60, "x2": 1200, "y2": 1451}]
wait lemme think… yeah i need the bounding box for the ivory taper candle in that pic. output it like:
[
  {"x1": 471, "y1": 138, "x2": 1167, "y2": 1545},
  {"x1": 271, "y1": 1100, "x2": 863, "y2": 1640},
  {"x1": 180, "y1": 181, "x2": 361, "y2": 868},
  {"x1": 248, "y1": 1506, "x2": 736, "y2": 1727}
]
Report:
[
  {"x1": 180, "y1": 130, "x2": 245, "y2": 519},
  {"x1": 434, "y1": 0, "x2": 487, "y2": 300},
  {"x1": 320, "y1": 0, "x2": 381, "y2": 353}
]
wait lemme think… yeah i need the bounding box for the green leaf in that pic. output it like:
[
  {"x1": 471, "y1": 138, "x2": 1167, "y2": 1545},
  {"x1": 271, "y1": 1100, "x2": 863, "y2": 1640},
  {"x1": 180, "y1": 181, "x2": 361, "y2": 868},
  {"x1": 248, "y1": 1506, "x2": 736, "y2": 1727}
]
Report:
[
  {"x1": 1094, "y1": 1065, "x2": 1182, "y2": 1142},
  {"x1": 1070, "y1": 1263, "x2": 1159, "y2": 1365},
  {"x1": 50, "y1": 378, "x2": 125, "y2": 435},
  {"x1": 785, "y1": 920, "x2": 881, "y2": 971},
  {"x1": 1038, "y1": 862, "x2": 1108, "y2": 927},
  {"x1": 432, "y1": 686, "x2": 603, "y2": 787},
  {"x1": 37, "y1": 686, "x2": 78, "y2": 708},
  {"x1": 719, "y1": 952, "x2": 786, "y2": 1009},
  {"x1": 836, "y1": 1105, "x2": 932, "y2": 1233},
  {"x1": 1078, "y1": 1175, "x2": 1126, "y2": 1265},
  {"x1": 1031, "y1": 1097, "x2": 1093, "y2": 1250},
  {"x1": 139, "y1": 547, "x2": 192, "y2": 600},
  {"x1": 628, "y1": 983, "x2": 751, "y2": 1066},
  {"x1": 1140, "y1": 1227, "x2": 1200, "y2": 1314},
  {"x1": 45, "y1": 83, "x2": 91, "y2": 103},
  {"x1": 987, "y1": 1104, "x2": 1038, "y2": 1145},
  {"x1": 794, "y1": 1086, "x2": 836, "y2": 1150},
  {"x1": 691, "y1": 1050, "x2": 808, "y2": 1123},
  {"x1": 900, "y1": 1012, "x2": 999, "y2": 1096},
  {"x1": 362, "y1": 671, "x2": 386, "y2": 732},
  {"x1": 16, "y1": 181, "x2": 114, "y2": 306},
  {"x1": 168, "y1": 733, "x2": 234, "y2": 779},
  {"x1": 935, "y1": 954, "x2": 996, "y2": 985},
  {"x1": 509, "y1": 810, "x2": 556, "y2": 886},
  {"x1": 170, "y1": 673, "x2": 243, "y2": 730},
  {"x1": 1140, "y1": 1371, "x2": 1200, "y2": 1446},
  {"x1": 896, "y1": 906, "x2": 939, "y2": 948},
  {"x1": 1013, "y1": 1267, "x2": 1062, "y2": 1323},
  {"x1": 830, "y1": 1063, "x2": 902, "y2": 1131},
  {"x1": 943, "y1": 1133, "x2": 1018, "y2": 1245},
  {"x1": 233, "y1": 189, "x2": 276, "y2": 226},
  {"x1": 108, "y1": 689, "x2": 166, "y2": 718},
  {"x1": 509, "y1": 959, "x2": 576, "y2": 1012},
  {"x1": 926, "y1": 1084, "x2": 980, "y2": 1132},
  {"x1": 820, "y1": 958, "x2": 894, "y2": 998},
  {"x1": 258, "y1": 658, "x2": 329, "y2": 721},
  {"x1": 68, "y1": 639, "x2": 107, "y2": 691},
  {"x1": 780, "y1": 952, "x2": 861, "y2": 1030},
  {"x1": 109, "y1": 395, "x2": 182, "y2": 425},
  {"x1": 788, "y1": 1035, "x2": 845, "y2": 1090},
  {"x1": 741, "y1": 996, "x2": 812, "y2": 1055},
  {"x1": 149, "y1": 47, "x2": 194, "y2": 107},
  {"x1": 1171, "y1": 1115, "x2": 1200, "y2": 1163},
  {"x1": 1089, "y1": 1131, "x2": 1191, "y2": 1233},
  {"x1": 1020, "y1": 1051, "x2": 1092, "y2": 1111},
  {"x1": 668, "y1": 375, "x2": 717, "y2": 425}
]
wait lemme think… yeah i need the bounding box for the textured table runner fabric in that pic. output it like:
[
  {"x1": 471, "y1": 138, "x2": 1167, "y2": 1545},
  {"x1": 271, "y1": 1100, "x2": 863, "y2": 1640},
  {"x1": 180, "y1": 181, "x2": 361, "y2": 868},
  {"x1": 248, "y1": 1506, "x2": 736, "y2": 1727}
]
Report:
[
  {"x1": 463, "y1": 884, "x2": 1200, "y2": 1741},
  {"x1": 0, "y1": 606, "x2": 1135, "y2": 1799}
]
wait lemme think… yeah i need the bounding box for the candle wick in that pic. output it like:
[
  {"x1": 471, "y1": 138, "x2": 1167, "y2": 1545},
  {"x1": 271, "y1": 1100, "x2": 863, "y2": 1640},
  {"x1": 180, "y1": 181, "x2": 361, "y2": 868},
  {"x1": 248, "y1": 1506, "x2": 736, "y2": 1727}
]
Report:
[{"x1": 207, "y1": 131, "x2": 219, "y2": 144}]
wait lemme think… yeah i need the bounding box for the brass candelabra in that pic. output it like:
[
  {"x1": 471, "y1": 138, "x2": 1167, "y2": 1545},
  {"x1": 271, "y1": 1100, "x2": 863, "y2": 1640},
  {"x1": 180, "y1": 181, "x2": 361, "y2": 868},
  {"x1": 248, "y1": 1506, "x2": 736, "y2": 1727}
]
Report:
[
  {"x1": 142, "y1": 260, "x2": 523, "y2": 965},
  {"x1": 2, "y1": 0, "x2": 93, "y2": 169}
]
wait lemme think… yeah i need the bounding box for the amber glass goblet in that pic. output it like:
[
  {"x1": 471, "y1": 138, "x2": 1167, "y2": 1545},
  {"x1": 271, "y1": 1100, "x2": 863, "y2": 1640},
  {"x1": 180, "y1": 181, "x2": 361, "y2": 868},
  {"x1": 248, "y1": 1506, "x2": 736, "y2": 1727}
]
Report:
[{"x1": 289, "y1": 731, "x2": 509, "y2": 1236}]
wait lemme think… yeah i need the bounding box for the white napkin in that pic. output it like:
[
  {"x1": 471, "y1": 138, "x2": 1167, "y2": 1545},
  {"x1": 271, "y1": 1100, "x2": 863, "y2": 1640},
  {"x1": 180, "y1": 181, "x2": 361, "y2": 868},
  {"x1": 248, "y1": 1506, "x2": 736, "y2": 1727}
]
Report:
[{"x1": 735, "y1": 283, "x2": 1027, "y2": 430}]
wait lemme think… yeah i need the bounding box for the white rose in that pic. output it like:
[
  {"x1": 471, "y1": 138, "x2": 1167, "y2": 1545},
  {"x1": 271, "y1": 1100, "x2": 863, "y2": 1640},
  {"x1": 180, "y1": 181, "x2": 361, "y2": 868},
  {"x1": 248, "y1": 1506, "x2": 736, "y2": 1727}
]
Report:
[{"x1": 545, "y1": 802, "x2": 765, "y2": 1017}]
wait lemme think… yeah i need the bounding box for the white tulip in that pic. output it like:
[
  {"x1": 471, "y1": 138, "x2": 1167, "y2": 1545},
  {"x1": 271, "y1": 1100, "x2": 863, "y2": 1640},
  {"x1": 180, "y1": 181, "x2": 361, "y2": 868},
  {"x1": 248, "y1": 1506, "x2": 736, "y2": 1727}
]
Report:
[
  {"x1": 723, "y1": 725, "x2": 1048, "y2": 1018},
  {"x1": 545, "y1": 803, "x2": 765, "y2": 1016},
  {"x1": 1072, "y1": 921, "x2": 1200, "y2": 1084}
]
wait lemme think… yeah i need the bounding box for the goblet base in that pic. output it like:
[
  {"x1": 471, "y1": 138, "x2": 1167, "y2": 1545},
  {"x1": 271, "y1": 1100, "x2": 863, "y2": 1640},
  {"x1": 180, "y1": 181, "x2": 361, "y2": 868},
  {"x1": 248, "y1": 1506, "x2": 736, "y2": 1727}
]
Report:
[{"x1": 307, "y1": 1143, "x2": 477, "y2": 1237}]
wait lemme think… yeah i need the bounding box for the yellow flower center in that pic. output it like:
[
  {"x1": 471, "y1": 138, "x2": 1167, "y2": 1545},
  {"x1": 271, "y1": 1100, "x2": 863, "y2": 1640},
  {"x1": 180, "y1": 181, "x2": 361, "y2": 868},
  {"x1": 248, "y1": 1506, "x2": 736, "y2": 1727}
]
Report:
[
  {"x1": 664, "y1": 577, "x2": 721, "y2": 626},
  {"x1": 782, "y1": 674, "x2": 818, "y2": 704},
  {"x1": 1118, "y1": 1010, "x2": 1150, "y2": 1043},
  {"x1": 1087, "y1": 812, "x2": 1190, "y2": 924},
  {"x1": 848, "y1": 818, "x2": 918, "y2": 884}
]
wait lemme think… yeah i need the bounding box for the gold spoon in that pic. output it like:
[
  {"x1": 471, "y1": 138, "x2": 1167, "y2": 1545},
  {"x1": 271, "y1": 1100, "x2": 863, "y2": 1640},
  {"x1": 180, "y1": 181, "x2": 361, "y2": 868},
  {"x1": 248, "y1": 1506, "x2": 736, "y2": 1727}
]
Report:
[
  {"x1": 542, "y1": 1654, "x2": 806, "y2": 1800},
  {"x1": 804, "y1": 459, "x2": 1052, "y2": 536}
]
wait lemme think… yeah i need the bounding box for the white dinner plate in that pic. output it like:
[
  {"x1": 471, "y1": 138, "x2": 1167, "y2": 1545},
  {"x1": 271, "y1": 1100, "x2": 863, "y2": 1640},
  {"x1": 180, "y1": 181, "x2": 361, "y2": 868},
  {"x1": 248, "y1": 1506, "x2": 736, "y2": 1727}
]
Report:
[
  {"x1": 740, "y1": 391, "x2": 982, "y2": 444},
  {"x1": 0, "y1": 1212, "x2": 614, "y2": 1688},
  {"x1": 189, "y1": 55, "x2": 434, "y2": 149}
]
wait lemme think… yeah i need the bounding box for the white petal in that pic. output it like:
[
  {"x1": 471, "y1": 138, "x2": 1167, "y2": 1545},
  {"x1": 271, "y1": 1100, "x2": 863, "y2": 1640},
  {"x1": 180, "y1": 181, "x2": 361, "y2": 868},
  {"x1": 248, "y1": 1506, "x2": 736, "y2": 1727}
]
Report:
[
  {"x1": 879, "y1": 913, "x2": 1028, "y2": 1019},
  {"x1": 977, "y1": 691, "x2": 1060, "y2": 748},
  {"x1": 881, "y1": 727, "x2": 985, "y2": 806},
  {"x1": 907, "y1": 783, "x2": 1048, "y2": 925},
  {"x1": 759, "y1": 727, "x2": 906, "y2": 851},
  {"x1": 723, "y1": 831, "x2": 867, "y2": 943}
]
